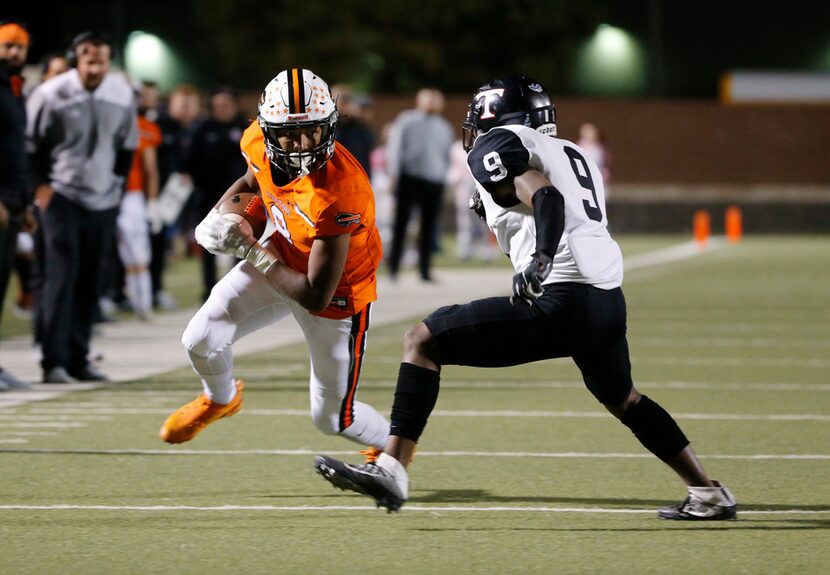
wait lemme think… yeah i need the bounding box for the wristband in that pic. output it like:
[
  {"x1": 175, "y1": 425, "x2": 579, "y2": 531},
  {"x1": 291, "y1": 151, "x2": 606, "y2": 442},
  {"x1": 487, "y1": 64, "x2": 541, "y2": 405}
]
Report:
[{"x1": 244, "y1": 240, "x2": 278, "y2": 274}]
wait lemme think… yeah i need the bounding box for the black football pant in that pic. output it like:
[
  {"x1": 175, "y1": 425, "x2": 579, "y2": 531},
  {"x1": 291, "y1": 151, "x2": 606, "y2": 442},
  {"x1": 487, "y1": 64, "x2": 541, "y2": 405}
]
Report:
[
  {"x1": 38, "y1": 193, "x2": 118, "y2": 372},
  {"x1": 423, "y1": 282, "x2": 633, "y2": 405},
  {"x1": 0, "y1": 217, "x2": 20, "y2": 326},
  {"x1": 387, "y1": 174, "x2": 444, "y2": 280}
]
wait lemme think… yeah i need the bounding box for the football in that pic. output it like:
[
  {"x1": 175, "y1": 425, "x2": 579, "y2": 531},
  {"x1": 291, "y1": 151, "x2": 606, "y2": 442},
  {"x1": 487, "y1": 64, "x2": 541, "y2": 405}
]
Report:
[{"x1": 216, "y1": 191, "x2": 268, "y2": 239}]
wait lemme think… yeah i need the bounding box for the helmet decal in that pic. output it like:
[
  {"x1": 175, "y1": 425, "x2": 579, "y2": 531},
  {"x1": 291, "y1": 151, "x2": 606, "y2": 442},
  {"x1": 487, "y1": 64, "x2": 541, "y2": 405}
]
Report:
[
  {"x1": 287, "y1": 67, "x2": 305, "y2": 114},
  {"x1": 476, "y1": 88, "x2": 505, "y2": 120}
]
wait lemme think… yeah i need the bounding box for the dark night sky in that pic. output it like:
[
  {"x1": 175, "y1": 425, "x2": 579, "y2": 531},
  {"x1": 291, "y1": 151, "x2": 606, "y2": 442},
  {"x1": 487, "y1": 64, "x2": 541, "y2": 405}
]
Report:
[{"x1": 6, "y1": 0, "x2": 830, "y2": 97}]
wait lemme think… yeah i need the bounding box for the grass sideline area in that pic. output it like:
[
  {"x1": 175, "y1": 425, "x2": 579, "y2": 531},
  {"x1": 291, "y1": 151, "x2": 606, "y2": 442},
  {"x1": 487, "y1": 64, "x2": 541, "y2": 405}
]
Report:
[
  {"x1": 0, "y1": 234, "x2": 681, "y2": 339},
  {"x1": 1, "y1": 234, "x2": 829, "y2": 574}
]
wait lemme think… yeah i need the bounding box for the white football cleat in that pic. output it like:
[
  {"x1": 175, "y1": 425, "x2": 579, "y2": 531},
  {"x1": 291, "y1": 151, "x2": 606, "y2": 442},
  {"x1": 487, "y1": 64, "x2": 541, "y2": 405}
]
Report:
[{"x1": 659, "y1": 480, "x2": 737, "y2": 520}]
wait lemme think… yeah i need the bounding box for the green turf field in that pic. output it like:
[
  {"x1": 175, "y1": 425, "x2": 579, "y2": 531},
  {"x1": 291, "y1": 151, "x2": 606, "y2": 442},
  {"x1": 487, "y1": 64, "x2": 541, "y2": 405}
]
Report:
[{"x1": 1, "y1": 235, "x2": 829, "y2": 574}]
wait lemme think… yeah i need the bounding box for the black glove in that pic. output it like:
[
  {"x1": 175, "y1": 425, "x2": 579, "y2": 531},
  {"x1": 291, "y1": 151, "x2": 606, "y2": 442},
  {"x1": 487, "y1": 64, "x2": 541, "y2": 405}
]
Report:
[
  {"x1": 511, "y1": 252, "x2": 552, "y2": 306},
  {"x1": 469, "y1": 190, "x2": 486, "y2": 221}
]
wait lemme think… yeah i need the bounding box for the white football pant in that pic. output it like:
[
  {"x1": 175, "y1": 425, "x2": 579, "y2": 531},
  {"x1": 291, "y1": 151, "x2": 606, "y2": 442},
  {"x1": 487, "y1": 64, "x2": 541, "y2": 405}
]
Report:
[
  {"x1": 117, "y1": 192, "x2": 152, "y2": 315},
  {"x1": 181, "y1": 259, "x2": 390, "y2": 449}
]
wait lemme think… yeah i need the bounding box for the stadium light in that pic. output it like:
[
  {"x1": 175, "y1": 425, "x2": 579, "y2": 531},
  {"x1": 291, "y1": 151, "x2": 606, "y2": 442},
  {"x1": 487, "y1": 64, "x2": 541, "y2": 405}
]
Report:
[
  {"x1": 125, "y1": 31, "x2": 187, "y2": 92},
  {"x1": 572, "y1": 24, "x2": 647, "y2": 96}
]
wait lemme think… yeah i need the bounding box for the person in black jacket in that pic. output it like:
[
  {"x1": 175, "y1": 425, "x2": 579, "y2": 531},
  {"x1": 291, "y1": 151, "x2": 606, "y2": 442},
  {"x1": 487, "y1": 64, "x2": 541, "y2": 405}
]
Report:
[
  {"x1": 330, "y1": 84, "x2": 375, "y2": 178},
  {"x1": 187, "y1": 86, "x2": 248, "y2": 300},
  {"x1": 0, "y1": 21, "x2": 33, "y2": 391}
]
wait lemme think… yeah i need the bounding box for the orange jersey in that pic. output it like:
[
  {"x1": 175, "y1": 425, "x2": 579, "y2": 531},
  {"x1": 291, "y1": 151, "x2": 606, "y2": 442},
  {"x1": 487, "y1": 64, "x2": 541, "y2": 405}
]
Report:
[
  {"x1": 240, "y1": 120, "x2": 383, "y2": 319},
  {"x1": 126, "y1": 116, "x2": 162, "y2": 193}
]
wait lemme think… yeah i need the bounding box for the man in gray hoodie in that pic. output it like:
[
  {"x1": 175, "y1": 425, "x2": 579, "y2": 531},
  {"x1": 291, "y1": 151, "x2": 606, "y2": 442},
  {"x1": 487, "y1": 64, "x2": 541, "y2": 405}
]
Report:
[{"x1": 27, "y1": 31, "x2": 137, "y2": 384}]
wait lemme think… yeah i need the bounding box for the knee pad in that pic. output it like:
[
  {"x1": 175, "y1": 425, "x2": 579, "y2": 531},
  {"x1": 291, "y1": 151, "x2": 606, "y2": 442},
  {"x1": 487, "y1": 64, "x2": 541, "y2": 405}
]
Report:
[
  {"x1": 181, "y1": 321, "x2": 209, "y2": 357},
  {"x1": 310, "y1": 407, "x2": 340, "y2": 436},
  {"x1": 621, "y1": 395, "x2": 689, "y2": 461}
]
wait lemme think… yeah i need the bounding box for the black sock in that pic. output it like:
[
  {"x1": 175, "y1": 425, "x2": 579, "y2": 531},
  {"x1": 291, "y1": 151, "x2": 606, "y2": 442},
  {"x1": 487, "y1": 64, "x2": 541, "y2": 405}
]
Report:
[
  {"x1": 621, "y1": 395, "x2": 689, "y2": 461},
  {"x1": 389, "y1": 362, "x2": 440, "y2": 442}
]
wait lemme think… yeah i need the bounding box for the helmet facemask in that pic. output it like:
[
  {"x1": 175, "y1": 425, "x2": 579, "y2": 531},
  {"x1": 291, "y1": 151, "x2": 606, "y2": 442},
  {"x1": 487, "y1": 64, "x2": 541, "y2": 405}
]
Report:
[
  {"x1": 257, "y1": 68, "x2": 338, "y2": 179},
  {"x1": 260, "y1": 114, "x2": 337, "y2": 178}
]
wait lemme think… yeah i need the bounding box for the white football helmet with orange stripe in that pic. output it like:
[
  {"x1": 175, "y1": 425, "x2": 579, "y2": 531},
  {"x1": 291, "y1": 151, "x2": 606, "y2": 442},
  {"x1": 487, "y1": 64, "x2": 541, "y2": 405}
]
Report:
[{"x1": 258, "y1": 67, "x2": 338, "y2": 178}]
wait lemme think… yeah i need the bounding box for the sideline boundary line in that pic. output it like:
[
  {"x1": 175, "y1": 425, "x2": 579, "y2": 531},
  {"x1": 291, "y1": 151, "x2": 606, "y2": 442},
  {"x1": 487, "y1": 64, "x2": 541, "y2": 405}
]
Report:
[{"x1": 0, "y1": 239, "x2": 726, "y2": 409}]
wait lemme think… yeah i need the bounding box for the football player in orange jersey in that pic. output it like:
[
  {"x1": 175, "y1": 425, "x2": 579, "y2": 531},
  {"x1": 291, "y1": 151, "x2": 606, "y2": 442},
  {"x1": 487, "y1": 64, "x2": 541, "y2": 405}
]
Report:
[
  {"x1": 117, "y1": 81, "x2": 161, "y2": 321},
  {"x1": 160, "y1": 68, "x2": 390, "y2": 455}
]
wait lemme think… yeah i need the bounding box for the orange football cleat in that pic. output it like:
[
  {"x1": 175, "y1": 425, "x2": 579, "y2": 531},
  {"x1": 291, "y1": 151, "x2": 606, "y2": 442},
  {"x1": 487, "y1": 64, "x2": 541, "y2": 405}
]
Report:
[
  {"x1": 359, "y1": 446, "x2": 416, "y2": 465},
  {"x1": 360, "y1": 447, "x2": 382, "y2": 464},
  {"x1": 159, "y1": 380, "x2": 244, "y2": 444}
]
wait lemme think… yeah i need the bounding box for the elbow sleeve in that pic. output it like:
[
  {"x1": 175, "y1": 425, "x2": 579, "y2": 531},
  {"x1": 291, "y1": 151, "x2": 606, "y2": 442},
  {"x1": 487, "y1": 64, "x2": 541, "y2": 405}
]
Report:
[{"x1": 531, "y1": 186, "x2": 565, "y2": 259}]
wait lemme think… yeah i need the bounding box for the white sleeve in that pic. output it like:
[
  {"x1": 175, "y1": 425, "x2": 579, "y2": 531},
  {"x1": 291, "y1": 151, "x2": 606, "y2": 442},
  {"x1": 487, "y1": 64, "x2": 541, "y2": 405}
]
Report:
[
  {"x1": 25, "y1": 85, "x2": 51, "y2": 151},
  {"x1": 384, "y1": 115, "x2": 405, "y2": 179}
]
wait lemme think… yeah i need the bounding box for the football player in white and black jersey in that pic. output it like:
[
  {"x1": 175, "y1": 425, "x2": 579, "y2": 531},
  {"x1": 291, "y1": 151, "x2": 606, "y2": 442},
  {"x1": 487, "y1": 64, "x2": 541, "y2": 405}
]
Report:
[{"x1": 316, "y1": 75, "x2": 736, "y2": 521}]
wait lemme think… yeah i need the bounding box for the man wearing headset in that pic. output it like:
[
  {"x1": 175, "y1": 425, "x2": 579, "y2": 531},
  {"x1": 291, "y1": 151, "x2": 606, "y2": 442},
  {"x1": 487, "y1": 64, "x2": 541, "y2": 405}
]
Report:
[{"x1": 26, "y1": 31, "x2": 137, "y2": 384}]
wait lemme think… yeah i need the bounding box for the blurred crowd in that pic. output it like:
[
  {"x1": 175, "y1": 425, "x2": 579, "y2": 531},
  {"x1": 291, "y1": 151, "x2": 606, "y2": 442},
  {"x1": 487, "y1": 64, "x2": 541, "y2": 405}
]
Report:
[{"x1": 0, "y1": 23, "x2": 506, "y2": 388}]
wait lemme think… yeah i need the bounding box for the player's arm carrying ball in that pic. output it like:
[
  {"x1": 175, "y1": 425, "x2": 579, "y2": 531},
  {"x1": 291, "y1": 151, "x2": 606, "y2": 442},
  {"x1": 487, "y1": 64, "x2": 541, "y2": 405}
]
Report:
[
  {"x1": 195, "y1": 168, "x2": 276, "y2": 274},
  {"x1": 194, "y1": 167, "x2": 348, "y2": 314}
]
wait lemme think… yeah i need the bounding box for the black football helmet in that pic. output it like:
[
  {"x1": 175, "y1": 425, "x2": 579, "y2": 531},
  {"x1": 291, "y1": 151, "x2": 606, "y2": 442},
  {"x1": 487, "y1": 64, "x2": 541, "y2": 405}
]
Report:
[{"x1": 462, "y1": 74, "x2": 557, "y2": 152}]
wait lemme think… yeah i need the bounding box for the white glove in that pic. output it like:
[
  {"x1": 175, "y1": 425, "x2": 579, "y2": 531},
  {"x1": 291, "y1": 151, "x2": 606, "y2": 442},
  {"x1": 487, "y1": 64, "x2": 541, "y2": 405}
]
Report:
[
  {"x1": 194, "y1": 209, "x2": 253, "y2": 257},
  {"x1": 146, "y1": 199, "x2": 163, "y2": 235},
  {"x1": 195, "y1": 209, "x2": 279, "y2": 274}
]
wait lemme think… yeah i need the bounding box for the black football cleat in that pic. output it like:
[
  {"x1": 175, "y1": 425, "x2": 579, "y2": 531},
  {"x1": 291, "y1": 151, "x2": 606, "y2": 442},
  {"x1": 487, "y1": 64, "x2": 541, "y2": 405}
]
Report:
[{"x1": 314, "y1": 454, "x2": 408, "y2": 513}]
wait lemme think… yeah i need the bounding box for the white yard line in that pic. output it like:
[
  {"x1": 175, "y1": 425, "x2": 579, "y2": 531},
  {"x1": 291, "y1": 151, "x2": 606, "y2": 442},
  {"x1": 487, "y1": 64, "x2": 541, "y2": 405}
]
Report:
[
  {"x1": 0, "y1": 422, "x2": 87, "y2": 428},
  {"x1": 15, "y1": 406, "x2": 830, "y2": 421},
  {"x1": 1, "y1": 448, "x2": 827, "y2": 460},
  {"x1": 9, "y1": 380, "x2": 825, "y2": 394},
  {"x1": 632, "y1": 357, "x2": 830, "y2": 368},
  {"x1": 428, "y1": 410, "x2": 830, "y2": 421},
  {"x1": 0, "y1": 503, "x2": 825, "y2": 516}
]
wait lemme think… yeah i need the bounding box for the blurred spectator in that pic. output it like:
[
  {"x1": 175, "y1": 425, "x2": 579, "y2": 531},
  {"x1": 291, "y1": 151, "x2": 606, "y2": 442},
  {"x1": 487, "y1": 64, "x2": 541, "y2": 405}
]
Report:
[
  {"x1": 116, "y1": 81, "x2": 161, "y2": 320},
  {"x1": 385, "y1": 88, "x2": 454, "y2": 281},
  {"x1": 330, "y1": 83, "x2": 375, "y2": 177},
  {"x1": 39, "y1": 52, "x2": 68, "y2": 82},
  {"x1": 12, "y1": 52, "x2": 68, "y2": 322},
  {"x1": 577, "y1": 122, "x2": 610, "y2": 183},
  {"x1": 26, "y1": 31, "x2": 138, "y2": 384},
  {"x1": 187, "y1": 86, "x2": 247, "y2": 300},
  {"x1": 0, "y1": 21, "x2": 34, "y2": 390},
  {"x1": 370, "y1": 122, "x2": 394, "y2": 245},
  {"x1": 448, "y1": 139, "x2": 496, "y2": 262},
  {"x1": 153, "y1": 83, "x2": 202, "y2": 310}
]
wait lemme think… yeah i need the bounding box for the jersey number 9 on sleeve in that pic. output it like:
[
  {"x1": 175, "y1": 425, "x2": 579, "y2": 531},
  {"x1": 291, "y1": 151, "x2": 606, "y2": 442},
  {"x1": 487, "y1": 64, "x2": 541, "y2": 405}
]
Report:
[
  {"x1": 564, "y1": 147, "x2": 603, "y2": 222},
  {"x1": 483, "y1": 151, "x2": 508, "y2": 182}
]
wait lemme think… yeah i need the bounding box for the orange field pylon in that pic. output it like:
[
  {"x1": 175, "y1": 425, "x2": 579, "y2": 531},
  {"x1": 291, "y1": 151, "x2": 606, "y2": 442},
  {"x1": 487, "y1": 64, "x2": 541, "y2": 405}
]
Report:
[
  {"x1": 693, "y1": 210, "x2": 711, "y2": 248},
  {"x1": 725, "y1": 205, "x2": 743, "y2": 243}
]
